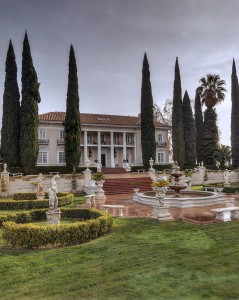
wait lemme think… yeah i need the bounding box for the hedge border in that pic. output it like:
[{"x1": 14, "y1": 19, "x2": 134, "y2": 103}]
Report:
[
  {"x1": 0, "y1": 193, "x2": 73, "y2": 210},
  {"x1": 1, "y1": 208, "x2": 113, "y2": 249}
]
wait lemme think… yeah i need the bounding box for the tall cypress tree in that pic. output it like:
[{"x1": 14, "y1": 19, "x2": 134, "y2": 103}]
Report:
[
  {"x1": 20, "y1": 32, "x2": 41, "y2": 173},
  {"x1": 1, "y1": 40, "x2": 20, "y2": 166},
  {"x1": 140, "y1": 53, "x2": 155, "y2": 170},
  {"x1": 64, "y1": 45, "x2": 81, "y2": 171},
  {"x1": 194, "y1": 88, "x2": 204, "y2": 163},
  {"x1": 231, "y1": 59, "x2": 239, "y2": 167},
  {"x1": 203, "y1": 107, "x2": 219, "y2": 165},
  {"x1": 182, "y1": 90, "x2": 196, "y2": 167},
  {"x1": 172, "y1": 57, "x2": 185, "y2": 168}
]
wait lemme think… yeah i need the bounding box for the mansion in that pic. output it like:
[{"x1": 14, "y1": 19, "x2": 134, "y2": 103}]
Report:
[{"x1": 38, "y1": 112, "x2": 171, "y2": 167}]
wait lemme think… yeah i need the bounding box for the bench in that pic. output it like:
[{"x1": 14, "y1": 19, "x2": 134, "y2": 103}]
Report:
[
  {"x1": 49, "y1": 172, "x2": 60, "y2": 176},
  {"x1": 211, "y1": 206, "x2": 239, "y2": 222},
  {"x1": 85, "y1": 194, "x2": 96, "y2": 204},
  {"x1": 10, "y1": 173, "x2": 23, "y2": 179},
  {"x1": 137, "y1": 169, "x2": 145, "y2": 173},
  {"x1": 102, "y1": 204, "x2": 125, "y2": 217},
  {"x1": 204, "y1": 186, "x2": 217, "y2": 192}
]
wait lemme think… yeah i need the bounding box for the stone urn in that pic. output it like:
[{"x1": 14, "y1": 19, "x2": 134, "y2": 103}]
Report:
[{"x1": 152, "y1": 186, "x2": 172, "y2": 221}]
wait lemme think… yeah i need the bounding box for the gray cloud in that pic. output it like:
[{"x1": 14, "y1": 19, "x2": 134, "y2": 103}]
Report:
[{"x1": 0, "y1": 0, "x2": 238, "y2": 145}]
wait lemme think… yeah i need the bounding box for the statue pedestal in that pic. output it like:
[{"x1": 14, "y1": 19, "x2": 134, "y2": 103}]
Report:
[
  {"x1": 37, "y1": 192, "x2": 45, "y2": 200},
  {"x1": 151, "y1": 205, "x2": 172, "y2": 221},
  {"x1": 46, "y1": 209, "x2": 61, "y2": 225}
]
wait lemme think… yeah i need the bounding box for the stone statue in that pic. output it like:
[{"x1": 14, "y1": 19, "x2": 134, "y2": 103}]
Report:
[
  {"x1": 224, "y1": 169, "x2": 231, "y2": 186},
  {"x1": 89, "y1": 179, "x2": 96, "y2": 186},
  {"x1": 37, "y1": 173, "x2": 44, "y2": 193},
  {"x1": 48, "y1": 174, "x2": 60, "y2": 210}
]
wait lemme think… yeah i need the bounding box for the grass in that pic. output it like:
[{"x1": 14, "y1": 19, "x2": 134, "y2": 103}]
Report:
[{"x1": 1, "y1": 217, "x2": 239, "y2": 299}]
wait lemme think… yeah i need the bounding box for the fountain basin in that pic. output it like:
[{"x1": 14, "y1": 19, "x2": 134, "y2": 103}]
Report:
[{"x1": 133, "y1": 190, "x2": 226, "y2": 208}]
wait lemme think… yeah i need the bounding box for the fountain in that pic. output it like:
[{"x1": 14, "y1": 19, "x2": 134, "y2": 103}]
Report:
[
  {"x1": 169, "y1": 162, "x2": 187, "y2": 197},
  {"x1": 133, "y1": 160, "x2": 226, "y2": 209}
]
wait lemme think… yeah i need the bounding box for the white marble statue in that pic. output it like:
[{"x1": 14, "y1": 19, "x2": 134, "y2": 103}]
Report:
[
  {"x1": 48, "y1": 174, "x2": 60, "y2": 210},
  {"x1": 224, "y1": 169, "x2": 231, "y2": 185},
  {"x1": 37, "y1": 173, "x2": 44, "y2": 193}
]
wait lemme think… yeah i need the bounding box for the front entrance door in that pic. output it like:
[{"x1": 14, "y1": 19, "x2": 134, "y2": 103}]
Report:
[{"x1": 101, "y1": 154, "x2": 106, "y2": 167}]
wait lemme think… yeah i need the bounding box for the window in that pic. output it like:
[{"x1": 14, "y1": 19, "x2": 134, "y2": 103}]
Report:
[
  {"x1": 114, "y1": 134, "x2": 120, "y2": 144},
  {"x1": 158, "y1": 134, "x2": 163, "y2": 142},
  {"x1": 58, "y1": 152, "x2": 66, "y2": 164},
  {"x1": 157, "y1": 152, "x2": 165, "y2": 163},
  {"x1": 101, "y1": 133, "x2": 105, "y2": 143},
  {"x1": 39, "y1": 128, "x2": 46, "y2": 139},
  {"x1": 87, "y1": 133, "x2": 92, "y2": 144},
  {"x1": 126, "y1": 133, "x2": 134, "y2": 144},
  {"x1": 59, "y1": 129, "x2": 65, "y2": 140},
  {"x1": 37, "y1": 152, "x2": 48, "y2": 164}
]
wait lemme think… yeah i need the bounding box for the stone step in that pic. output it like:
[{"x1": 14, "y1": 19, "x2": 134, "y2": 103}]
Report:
[{"x1": 104, "y1": 177, "x2": 152, "y2": 195}]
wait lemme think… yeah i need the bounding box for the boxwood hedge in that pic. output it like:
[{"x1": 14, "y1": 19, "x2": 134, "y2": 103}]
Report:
[
  {"x1": 0, "y1": 193, "x2": 73, "y2": 210},
  {"x1": 1, "y1": 208, "x2": 113, "y2": 248}
]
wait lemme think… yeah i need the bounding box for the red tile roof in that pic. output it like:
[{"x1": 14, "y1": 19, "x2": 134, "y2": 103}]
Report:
[{"x1": 39, "y1": 112, "x2": 170, "y2": 128}]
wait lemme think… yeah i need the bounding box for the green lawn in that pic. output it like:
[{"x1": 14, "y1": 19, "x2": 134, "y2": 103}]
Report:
[{"x1": 0, "y1": 218, "x2": 239, "y2": 299}]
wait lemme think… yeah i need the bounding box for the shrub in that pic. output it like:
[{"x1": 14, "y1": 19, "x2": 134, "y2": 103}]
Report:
[
  {"x1": 0, "y1": 193, "x2": 73, "y2": 210},
  {"x1": 13, "y1": 193, "x2": 38, "y2": 200},
  {"x1": 2, "y1": 208, "x2": 113, "y2": 248},
  {"x1": 222, "y1": 186, "x2": 239, "y2": 193}
]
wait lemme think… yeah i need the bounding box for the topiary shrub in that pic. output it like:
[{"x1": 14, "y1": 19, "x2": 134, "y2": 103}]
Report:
[
  {"x1": 0, "y1": 193, "x2": 73, "y2": 210},
  {"x1": 13, "y1": 193, "x2": 38, "y2": 200},
  {"x1": 2, "y1": 208, "x2": 113, "y2": 248}
]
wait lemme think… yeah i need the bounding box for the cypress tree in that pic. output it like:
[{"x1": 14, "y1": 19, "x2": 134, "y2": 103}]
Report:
[
  {"x1": 140, "y1": 53, "x2": 155, "y2": 170},
  {"x1": 172, "y1": 57, "x2": 185, "y2": 168},
  {"x1": 19, "y1": 32, "x2": 41, "y2": 173},
  {"x1": 194, "y1": 88, "x2": 204, "y2": 163},
  {"x1": 1, "y1": 40, "x2": 20, "y2": 166},
  {"x1": 231, "y1": 59, "x2": 239, "y2": 167},
  {"x1": 64, "y1": 45, "x2": 81, "y2": 171},
  {"x1": 203, "y1": 107, "x2": 219, "y2": 165},
  {"x1": 199, "y1": 74, "x2": 226, "y2": 166},
  {"x1": 182, "y1": 90, "x2": 196, "y2": 167}
]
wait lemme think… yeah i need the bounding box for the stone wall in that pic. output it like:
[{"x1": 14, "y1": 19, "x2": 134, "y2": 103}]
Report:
[{"x1": 5, "y1": 176, "x2": 85, "y2": 196}]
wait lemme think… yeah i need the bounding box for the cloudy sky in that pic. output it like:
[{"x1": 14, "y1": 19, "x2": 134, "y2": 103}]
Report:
[{"x1": 0, "y1": 0, "x2": 238, "y2": 146}]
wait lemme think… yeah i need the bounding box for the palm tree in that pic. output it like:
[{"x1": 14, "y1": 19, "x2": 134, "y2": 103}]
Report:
[
  {"x1": 214, "y1": 144, "x2": 232, "y2": 169},
  {"x1": 199, "y1": 74, "x2": 226, "y2": 107},
  {"x1": 198, "y1": 74, "x2": 227, "y2": 166}
]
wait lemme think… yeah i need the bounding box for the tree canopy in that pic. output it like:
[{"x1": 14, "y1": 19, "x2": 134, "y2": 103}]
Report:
[
  {"x1": 19, "y1": 32, "x2": 41, "y2": 172},
  {"x1": 140, "y1": 53, "x2": 156, "y2": 169},
  {"x1": 64, "y1": 45, "x2": 81, "y2": 170},
  {"x1": 1, "y1": 40, "x2": 20, "y2": 166}
]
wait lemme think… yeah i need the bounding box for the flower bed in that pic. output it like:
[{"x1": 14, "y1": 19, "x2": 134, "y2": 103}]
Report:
[{"x1": 1, "y1": 208, "x2": 113, "y2": 248}]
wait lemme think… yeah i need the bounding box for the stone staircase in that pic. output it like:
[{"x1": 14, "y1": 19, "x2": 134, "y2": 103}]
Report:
[
  {"x1": 103, "y1": 177, "x2": 153, "y2": 195},
  {"x1": 101, "y1": 167, "x2": 127, "y2": 174}
]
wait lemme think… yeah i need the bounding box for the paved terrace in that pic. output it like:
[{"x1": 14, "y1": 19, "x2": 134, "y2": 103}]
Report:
[{"x1": 78, "y1": 193, "x2": 239, "y2": 224}]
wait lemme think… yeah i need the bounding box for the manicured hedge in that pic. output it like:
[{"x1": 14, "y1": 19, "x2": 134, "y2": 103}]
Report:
[
  {"x1": 13, "y1": 193, "x2": 38, "y2": 200},
  {"x1": 2, "y1": 208, "x2": 113, "y2": 248},
  {"x1": 222, "y1": 186, "x2": 239, "y2": 194},
  {"x1": 0, "y1": 193, "x2": 73, "y2": 210}
]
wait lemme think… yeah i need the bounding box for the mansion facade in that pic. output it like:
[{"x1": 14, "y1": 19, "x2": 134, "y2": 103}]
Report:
[{"x1": 38, "y1": 112, "x2": 171, "y2": 167}]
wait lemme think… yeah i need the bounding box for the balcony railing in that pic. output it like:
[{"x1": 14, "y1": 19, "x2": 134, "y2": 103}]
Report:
[
  {"x1": 157, "y1": 141, "x2": 167, "y2": 147},
  {"x1": 38, "y1": 139, "x2": 49, "y2": 144},
  {"x1": 57, "y1": 139, "x2": 65, "y2": 145}
]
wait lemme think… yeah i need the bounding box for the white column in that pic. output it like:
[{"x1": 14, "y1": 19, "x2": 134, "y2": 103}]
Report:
[
  {"x1": 97, "y1": 131, "x2": 101, "y2": 164},
  {"x1": 123, "y1": 132, "x2": 126, "y2": 161},
  {"x1": 110, "y1": 132, "x2": 115, "y2": 167},
  {"x1": 84, "y1": 131, "x2": 88, "y2": 162}
]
